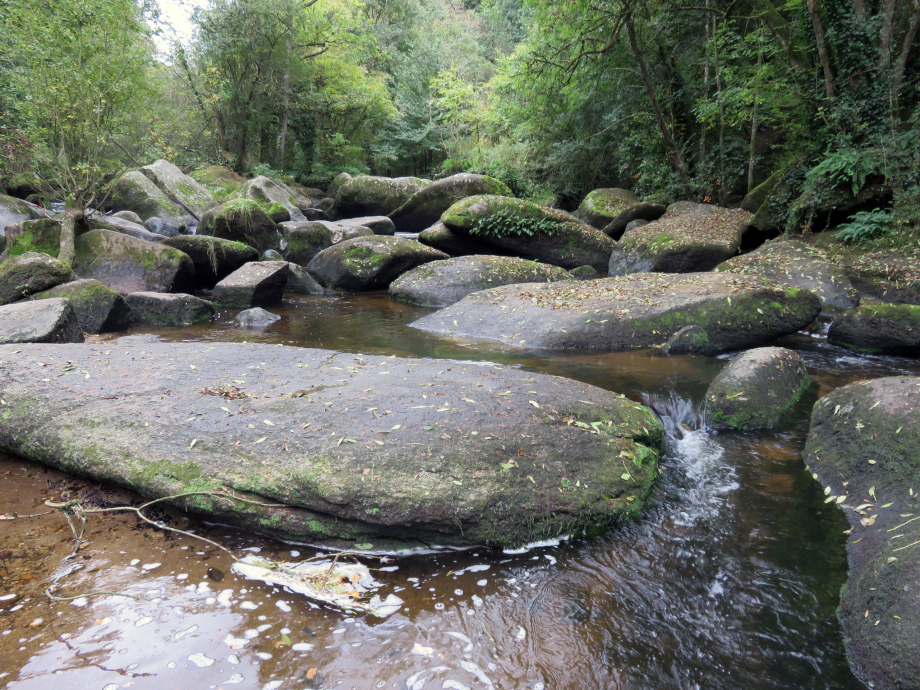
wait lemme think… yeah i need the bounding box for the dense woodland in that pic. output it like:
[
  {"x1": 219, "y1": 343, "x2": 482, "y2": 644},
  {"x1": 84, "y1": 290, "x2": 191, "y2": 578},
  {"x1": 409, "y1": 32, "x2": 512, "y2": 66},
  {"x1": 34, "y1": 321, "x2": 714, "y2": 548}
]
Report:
[{"x1": 1, "y1": 0, "x2": 919, "y2": 242}]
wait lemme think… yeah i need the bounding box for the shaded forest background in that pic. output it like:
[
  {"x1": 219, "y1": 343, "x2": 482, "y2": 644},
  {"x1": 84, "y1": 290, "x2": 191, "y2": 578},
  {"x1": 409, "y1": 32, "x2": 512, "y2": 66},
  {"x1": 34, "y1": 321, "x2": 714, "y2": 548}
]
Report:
[{"x1": 1, "y1": 0, "x2": 919, "y2": 241}]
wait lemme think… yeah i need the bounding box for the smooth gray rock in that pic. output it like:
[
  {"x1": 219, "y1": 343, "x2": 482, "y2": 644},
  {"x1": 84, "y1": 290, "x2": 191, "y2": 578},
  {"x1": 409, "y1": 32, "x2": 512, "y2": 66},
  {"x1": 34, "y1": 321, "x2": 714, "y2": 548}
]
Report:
[
  {"x1": 108, "y1": 170, "x2": 193, "y2": 235},
  {"x1": 336, "y1": 216, "x2": 396, "y2": 236},
  {"x1": 828, "y1": 304, "x2": 920, "y2": 355},
  {"x1": 234, "y1": 307, "x2": 280, "y2": 328},
  {"x1": 139, "y1": 159, "x2": 218, "y2": 219},
  {"x1": 334, "y1": 176, "x2": 431, "y2": 218},
  {"x1": 212, "y1": 261, "x2": 290, "y2": 308},
  {"x1": 235, "y1": 175, "x2": 306, "y2": 221},
  {"x1": 87, "y1": 211, "x2": 168, "y2": 243},
  {"x1": 32, "y1": 279, "x2": 132, "y2": 333},
  {"x1": 112, "y1": 210, "x2": 144, "y2": 224},
  {"x1": 125, "y1": 292, "x2": 215, "y2": 327},
  {"x1": 161, "y1": 235, "x2": 258, "y2": 285},
  {"x1": 0, "y1": 252, "x2": 74, "y2": 306},
  {"x1": 599, "y1": 202, "x2": 667, "y2": 239},
  {"x1": 417, "y1": 222, "x2": 493, "y2": 256},
  {"x1": 279, "y1": 221, "x2": 333, "y2": 266},
  {"x1": 0, "y1": 298, "x2": 84, "y2": 344},
  {"x1": 283, "y1": 263, "x2": 324, "y2": 295},
  {"x1": 261, "y1": 249, "x2": 285, "y2": 261},
  {"x1": 0, "y1": 194, "x2": 34, "y2": 235},
  {"x1": 388, "y1": 174, "x2": 512, "y2": 233}
]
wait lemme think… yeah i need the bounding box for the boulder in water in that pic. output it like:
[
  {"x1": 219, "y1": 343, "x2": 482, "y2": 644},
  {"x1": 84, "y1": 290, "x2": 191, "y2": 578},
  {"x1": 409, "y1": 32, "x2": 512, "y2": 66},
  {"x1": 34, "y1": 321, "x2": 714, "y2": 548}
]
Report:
[
  {"x1": 280, "y1": 221, "x2": 333, "y2": 265},
  {"x1": 705, "y1": 347, "x2": 810, "y2": 429},
  {"x1": 234, "y1": 307, "x2": 280, "y2": 328},
  {"x1": 161, "y1": 235, "x2": 258, "y2": 286},
  {"x1": 283, "y1": 262, "x2": 324, "y2": 295},
  {"x1": 307, "y1": 236, "x2": 448, "y2": 291},
  {"x1": 388, "y1": 174, "x2": 512, "y2": 233},
  {"x1": 125, "y1": 292, "x2": 215, "y2": 327},
  {"x1": 212, "y1": 261, "x2": 290, "y2": 308},
  {"x1": 412, "y1": 272, "x2": 821, "y2": 354},
  {"x1": 0, "y1": 341, "x2": 666, "y2": 550},
  {"x1": 334, "y1": 175, "x2": 431, "y2": 218},
  {"x1": 827, "y1": 304, "x2": 920, "y2": 355},
  {"x1": 0, "y1": 251, "x2": 74, "y2": 306},
  {"x1": 32, "y1": 279, "x2": 132, "y2": 333},
  {"x1": 0, "y1": 298, "x2": 83, "y2": 344},
  {"x1": 197, "y1": 198, "x2": 281, "y2": 254}
]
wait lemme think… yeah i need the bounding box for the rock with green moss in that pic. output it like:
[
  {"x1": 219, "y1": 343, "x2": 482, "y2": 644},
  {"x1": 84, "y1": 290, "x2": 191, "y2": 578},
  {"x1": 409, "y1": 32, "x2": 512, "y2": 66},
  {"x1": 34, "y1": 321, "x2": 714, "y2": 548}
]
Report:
[
  {"x1": 212, "y1": 261, "x2": 290, "y2": 308},
  {"x1": 600, "y1": 203, "x2": 667, "y2": 239},
  {"x1": 390, "y1": 255, "x2": 571, "y2": 308},
  {"x1": 388, "y1": 174, "x2": 512, "y2": 233},
  {"x1": 283, "y1": 262, "x2": 324, "y2": 295},
  {"x1": 412, "y1": 272, "x2": 821, "y2": 353},
  {"x1": 417, "y1": 221, "x2": 493, "y2": 256},
  {"x1": 441, "y1": 195, "x2": 616, "y2": 271},
  {"x1": 705, "y1": 347, "x2": 810, "y2": 429},
  {"x1": 31, "y1": 279, "x2": 132, "y2": 333},
  {"x1": 112, "y1": 210, "x2": 144, "y2": 224},
  {"x1": 326, "y1": 172, "x2": 352, "y2": 199},
  {"x1": 72, "y1": 229, "x2": 194, "y2": 295},
  {"x1": 0, "y1": 299, "x2": 84, "y2": 344},
  {"x1": 125, "y1": 292, "x2": 215, "y2": 327},
  {"x1": 0, "y1": 341, "x2": 665, "y2": 551},
  {"x1": 327, "y1": 223, "x2": 374, "y2": 244},
  {"x1": 715, "y1": 239, "x2": 859, "y2": 311},
  {"x1": 802, "y1": 376, "x2": 920, "y2": 690},
  {"x1": 661, "y1": 325, "x2": 715, "y2": 355},
  {"x1": 576, "y1": 189, "x2": 667, "y2": 238},
  {"x1": 161, "y1": 235, "x2": 258, "y2": 286},
  {"x1": 839, "y1": 250, "x2": 920, "y2": 305},
  {"x1": 307, "y1": 236, "x2": 448, "y2": 291},
  {"x1": 235, "y1": 176, "x2": 306, "y2": 221},
  {"x1": 263, "y1": 202, "x2": 291, "y2": 224},
  {"x1": 3, "y1": 219, "x2": 63, "y2": 258},
  {"x1": 334, "y1": 176, "x2": 431, "y2": 218},
  {"x1": 107, "y1": 171, "x2": 194, "y2": 236},
  {"x1": 0, "y1": 252, "x2": 74, "y2": 305},
  {"x1": 87, "y1": 212, "x2": 167, "y2": 243},
  {"x1": 4, "y1": 172, "x2": 42, "y2": 199},
  {"x1": 334, "y1": 216, "x2": 395, "y2": 236},
  {"x1": 189, "y1": 165, "x2": 246, "y2": 200},
  {"x1": 827, "y1": 304, "x2": 920, "y2": 355},
  {"x1": 569, "y1": 265, "x2": 601, "y2": 280},
  {"x1": 280, "y1": 221, "x2": 333, "y2": 265},
  {"x1": 139, "y1": 159, "x2": 218, "y2": 219},
  {"x1": 0, "y1": 193, "x2": 34, "y2": 235},
  {"x1": 741, "y1": 170, "x2": 784, "y2": 232},
  {"x1": 609, "y1": 206, "x2": 753, "y2": 276},
  {"x1": 197, "y1": 198, "x2": 281, "y2": 254},
  {"x1": 261, "y1": 249, "x2": 285, "y2": 261}
]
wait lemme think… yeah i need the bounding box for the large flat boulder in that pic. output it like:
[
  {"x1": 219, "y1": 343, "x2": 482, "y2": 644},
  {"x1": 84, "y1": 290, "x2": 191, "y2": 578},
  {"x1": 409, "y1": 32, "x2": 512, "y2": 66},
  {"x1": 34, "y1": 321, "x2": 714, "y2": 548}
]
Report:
[
  {"x1": 828, "y1": 304, "x2": 920, "y2": 355},
  {"x1": 334, "y1": 175, "x2": 431, "y2": 218},
  {"x1": 107, "y1": 170, "x2": 193, "y2": 236},
  {"x1": 212, "y1": 261, "x2": 290, "y2": 308},
  {"x1": 389, "y1": 255, "x2": 572, "y2": 308},
  {"x1": 0, "y1": 252, "x2": 74, "y2": 305},
  {"x1": 161, "y1": 235, "x2": 258, "y2": 286},
  {"x1": 0, "y1": 342, "x2": 665, "y2": 551},
  {"x1": 139, "y1": 159, "x2": 218, "y2": 219},
  {"x1": 609, "y1": 206, "x2": 752, "y2": 275},
  {"x1": 388, "y1": 174, "x2": 512, "y2": 233},
  {"x1": 125, "y1": 292, "x2": 215, "y2": 327},
  {"x1": 412, "y1": 272, "x2": 821, "y2": 353},
  {"x1": 307, "y1": 236, "x2": 449, "y2": 291},
  {"x1": 32, "y1": 279, "x2": 132, "y2": 333},
  {"x1": 441, "y1": 195, "x2": 616, "y2": 271},
  {"x1": 334, "y1": 216, "x2": 395, "y2": 236},
  {"x1": 803, "y1": 376, "x2": 920, "y2": 690},
  {"x1": 197, "y1": 198, "x2": 281, "y2": 254},
  {"x1": 0, "y1": 299, "x2": 83, "y2": 344},
  {"x1": 715, "y1": 239, "x2": 859, "y2": 311},
  {"x1": 840, "y1": 250, "x2": 920, "y2": 305},
  {"x1": 72, "y1": 229, "x2": 194, "y2": 295}
]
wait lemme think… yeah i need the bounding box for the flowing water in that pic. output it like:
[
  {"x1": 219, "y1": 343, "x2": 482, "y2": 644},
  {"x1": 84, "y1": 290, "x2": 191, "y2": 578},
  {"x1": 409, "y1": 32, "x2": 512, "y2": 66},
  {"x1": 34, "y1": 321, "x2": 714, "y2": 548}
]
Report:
[{"x1": 2, "y1": 292, "x2": 919, "y2": 690}]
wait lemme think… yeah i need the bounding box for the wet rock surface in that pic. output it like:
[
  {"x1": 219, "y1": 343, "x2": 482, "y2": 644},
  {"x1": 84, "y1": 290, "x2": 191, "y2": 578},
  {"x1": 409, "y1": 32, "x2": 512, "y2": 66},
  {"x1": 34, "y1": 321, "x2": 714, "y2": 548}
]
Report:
[
  {"x1": 0, "y1": 251, "x2": 74, "y2": 305},
  {"x1": 828, "y1": 303, "x2": 920, "y2": 355},
  {"x1": 412, "y1": 272, "x2": 821, "y2": 353},
  {"x1": 31, "y1": 279, "x2": 132, "y2": 333},
  {"x1": 161, "y1": 235, "x2": 258, "y2": 286},
  {"x1": 803, "y1": 376, "x2": 920, "y2": 690},
  {"x1": 389, "y1": 174, "x2": 512, "y2": 233},
  {"x1": 0, "y1": 341, "x2": 665, "y2": 550},
  {"x1": 0, "y1": 298, "x2": 84, "y2": 344},
  {"x1": 234, "y1": 307, "x2": 280, "y2": 328},
  {"x1": 125, "y1": 292, "x2": 215, "y2": 327},
  {"x1": 212, "y1": 261, "x2": 290, "y2": 308},
  {"x1": 389, "y1": 255, "x2": 571, "y2": 308},
  {"x1": 704, "y1": 347, "x2": 810, "y2": 429}
]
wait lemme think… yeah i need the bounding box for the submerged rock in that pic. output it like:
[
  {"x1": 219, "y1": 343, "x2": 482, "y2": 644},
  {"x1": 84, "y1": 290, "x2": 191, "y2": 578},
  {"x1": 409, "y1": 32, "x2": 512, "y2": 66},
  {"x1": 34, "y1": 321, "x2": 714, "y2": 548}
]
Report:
[
  {"x1": 412, "y1": 272, "x2": 821, "y2": 353},
  {"x1": 0, "y1": 342, "x2": 665, "y2": 550},
  {"x1": 828, "y1": 304, "x2": 920, "y2": 355},
  {"x1": 212, "y1": 261, "x2": 290, "y2": 308},
  {"x1": 609, "y1": 206, "x2": 752, "y2": 275},
  {"x1": 197, "y1": 198, "x2": 281, "y2": 254},
  {"x1": 125, "y1": 292, "x2": 215, "y2": 327},
  {"x1": 0, "y1": 299, "x2": 83, "y2": 344},
  {"x1": 307, "y1": 236, "x2": 448, "y2": 291},
  {"x1": 705, "y1": 347, "x2": 810, "y2": 429},
  {"x1": 0, "y1": 251, "x2": 74, "y2": 306},
  {"x1": 390, "y1": 255, "x2": 571, "y2": 308},
  {"x1": 161, "y1": 235, "x2": 258, "y2": 285},
  {"x1": 32, "y1": 279, "x2": 132, "y2": 333},
  {"x1": 389, "y1": 174, "x2": 512, "y2": 233},
  {"x1": 234, "y1": 307, "x2": 280, "y2": 328},
  {"x1": 803, "y1": 376, "x2": 920, "y2": 690},
  {"x1": 715, "y1": 239, "x2": 858, "y2": 311},
  {"x1": 334, "y1": 175, "x2": 431, "y2": 218}
]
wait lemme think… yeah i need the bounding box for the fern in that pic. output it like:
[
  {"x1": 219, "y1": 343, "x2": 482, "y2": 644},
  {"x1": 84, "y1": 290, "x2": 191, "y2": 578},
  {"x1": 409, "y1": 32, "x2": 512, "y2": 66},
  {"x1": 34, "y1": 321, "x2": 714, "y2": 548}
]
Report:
[
  {"x1": 835, "y1": 208, "x2": 892, "y2": 243},
  {"x1": 469, "y1": 208, "x2": 557, "y2": 239},
  {"x1": 804, "y1": 149, "x2": 884, "y2": 197}
]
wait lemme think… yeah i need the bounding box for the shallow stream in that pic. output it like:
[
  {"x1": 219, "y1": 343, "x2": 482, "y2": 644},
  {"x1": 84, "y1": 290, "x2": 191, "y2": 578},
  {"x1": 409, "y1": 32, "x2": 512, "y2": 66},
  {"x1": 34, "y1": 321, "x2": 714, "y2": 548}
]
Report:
[{"x1": 2, "y1": 292, "x2": 919, "y2": 690}]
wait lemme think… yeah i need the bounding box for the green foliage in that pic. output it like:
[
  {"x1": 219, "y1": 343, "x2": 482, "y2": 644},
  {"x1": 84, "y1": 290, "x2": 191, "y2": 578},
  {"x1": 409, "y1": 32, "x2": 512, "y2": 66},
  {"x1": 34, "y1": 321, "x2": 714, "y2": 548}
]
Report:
[
  {"x1": 805, "y1": 149, "x2": 885, "y2": 197},
  {"x1": 470, "y1": 207, "x2": 556, "y2": 239},
  {"x1": 835, "y1": 208, "x2": 893, "y2": 243}
]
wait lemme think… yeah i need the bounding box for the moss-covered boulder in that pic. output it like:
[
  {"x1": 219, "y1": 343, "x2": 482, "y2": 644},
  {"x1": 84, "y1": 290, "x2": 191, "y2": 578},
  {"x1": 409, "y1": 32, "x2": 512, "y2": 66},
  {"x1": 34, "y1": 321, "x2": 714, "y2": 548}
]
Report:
[
  {"x1": 704, "y1": 347, "x2": 810, "y2": 429},
  {"x1": 412, "y1": 272, "x2": 821, "y2": 353},
  {"x1": 235, "y1": 175, "x2": 306, "y2": 221},
  {"x1": 741, "y1": 170, "x2": 784, "y2": 233},
  {"x1": 326, "y1": 172, "x2": 352, "y2": 199},
  {"x1": 576, "y1": 189, "x2": 668, "y2": 238},
  {"x1": 197, "y1": 198, "x2": 281, "y2": 254},
  {"x1": 600, "y1": 203, "x2": 668, "y2": 239},
  {"x1": 72, "y1": 230, "x2": 194, "y2": 295},
  {"x1": 125, "y1": 292, "x2": 215, "y2": 327},
  {"x1": 802, "y1": 376, "x2": 920, "y2": 690},
  {"x1": 0, "y1": 299, "x2": 83, "y2": 344},
  {"x1": 715, "y1": 239, "x2": 859, "y2": 311},
  {"x1": 161, "y1": 235, "x2": 258, "y2": 286},
  {"x1": 388, "y1": 174, "x2": 512, "y2": 233},
  {"x1": 3, "y1": 218, "x2": 62, "y2": 258},
  {"x1": 827, "y1": 304, "x2": 920, "y2": 355},
  {"x1": 107, "y1": 170, "x2": 193, "y2": 235},
  {"x1": 839, "y1": 250, "x2": 920, "y2": 305},
  {"x1": 440, "y1": 195, "x2": 616, "y2": 271},
  {"x1": 189, "y1": 165, "x2": 246, "y2": 201},
  {"x1": 87, "y1": 211, "x2": 167, "y2": 243},
  {"x1": 417, "y1": 221, "x2": 494, "y2": 256},
  {"x1": 0, "y1": 341, "x2": 665, "y2": 551},
  {"x1": 609, "y1": 206, "x2": 752, "y2": 276},
  {"x1": 335, "y1": 216, "x2": 395, "y2": 236},
  {"x1": 0, "y1": 252, "x2": 74, "y2": 305},
  {"x1": 0, "y1": 193, "x2": 33, "y2": 235},
  {"x1": 212, "y1": 261, "x2": 290, "y2": 308},
  {"x1": 284, "y1": 262, "x2": 324, "y2": 294},
  {"x1": 307, "y1": 236, "x2": 448, "y2": 291},
  {"x1": 279, "y1": 221, "x2": 333, "y2": 266},
  {"x1": 334, "y1": 175, "x2": 431, "y2": 218},
  {"x1": 390, "y1": 255, "x2": 571, "y2": 308},
  {"x1": 32, "y1": 279, "x2": 132, "y2": 333},
  {"x1": 569, "y1": 265, "x2": 602, "y2": 280},
  {"x1": 139, "y1": 159, "x2": 218, "y2": 219}
]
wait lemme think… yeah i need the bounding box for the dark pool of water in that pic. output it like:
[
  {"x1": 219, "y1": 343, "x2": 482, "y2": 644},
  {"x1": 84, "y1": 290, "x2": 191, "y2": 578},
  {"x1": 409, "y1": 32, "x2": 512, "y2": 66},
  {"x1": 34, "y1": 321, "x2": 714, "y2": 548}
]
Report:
[{"x1": 3, "y1": 292, "x2": 919, "y2": 690}]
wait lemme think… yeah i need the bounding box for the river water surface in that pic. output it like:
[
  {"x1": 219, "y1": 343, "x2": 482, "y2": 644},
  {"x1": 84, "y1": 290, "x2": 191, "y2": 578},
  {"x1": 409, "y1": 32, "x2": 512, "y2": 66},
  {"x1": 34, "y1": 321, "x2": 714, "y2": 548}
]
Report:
[{"x1": 2, "y1": 292, "x2": 918, "y2": 690}]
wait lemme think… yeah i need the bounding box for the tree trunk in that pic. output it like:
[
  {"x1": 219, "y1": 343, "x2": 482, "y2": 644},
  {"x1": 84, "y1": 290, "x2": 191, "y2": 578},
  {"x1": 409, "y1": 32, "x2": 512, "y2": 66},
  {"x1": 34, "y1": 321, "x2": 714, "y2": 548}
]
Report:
[
  {"x1": 713, "y1": 19, "x2": 727, "y2": 203},
  {"x1": 748, "y1": 24, "x2": 764, "y2": 194},
  {"x1": 877, "y1": 0, "x2": 897, "y2": 68},
  {"x1": 700, "y1": 4, "x2": 710, "y2": 163},
  {"x1": 59, "y1": 199, "x2": 84, "y2": 267},
  {"x1": 624, "y1": 13, "x2": 690, "y2": 185},
  {"x1": 278, "y1": 11, "x2": 293, "y2": 169},
  {"x1": 806, "y1": 0, "x2": 836, "y2": 100},
  {"x1": 891, "y1": 0, "x2": 920, "y2": 101}
]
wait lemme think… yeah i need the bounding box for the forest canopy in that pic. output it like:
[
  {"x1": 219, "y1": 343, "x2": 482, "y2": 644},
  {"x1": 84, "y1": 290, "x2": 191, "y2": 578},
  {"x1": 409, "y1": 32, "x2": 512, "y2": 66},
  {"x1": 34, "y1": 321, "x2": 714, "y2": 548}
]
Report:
[{"x1": 1, "y1": 0, "x2": 918, "y2": 239}]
